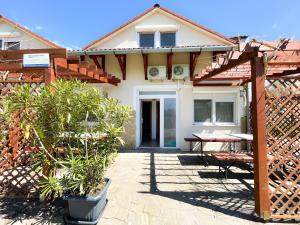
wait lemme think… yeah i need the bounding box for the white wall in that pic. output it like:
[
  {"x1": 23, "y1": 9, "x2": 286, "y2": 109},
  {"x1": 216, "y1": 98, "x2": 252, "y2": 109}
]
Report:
[
  {"x1": 0, "y1": 20, "x2": 52, "y2": 49},
  {"x1": 89, "y1": 8, "x2": 241, "y2": 150},
  {"x1": 94, "y1": 53, "x2": 243, "y2": 150},
  {"x1": 90, "y1": 9, "x2": 229, "y2": 49}
]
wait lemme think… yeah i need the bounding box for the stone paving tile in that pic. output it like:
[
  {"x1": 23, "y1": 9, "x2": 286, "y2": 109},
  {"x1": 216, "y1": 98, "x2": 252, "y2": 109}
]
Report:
[
  {"x1": 0, "y1": 150, "x2": 297, "y2": 225},
  {"x1": 97, "y1": 150, "x2": 296, "y2": 225}
]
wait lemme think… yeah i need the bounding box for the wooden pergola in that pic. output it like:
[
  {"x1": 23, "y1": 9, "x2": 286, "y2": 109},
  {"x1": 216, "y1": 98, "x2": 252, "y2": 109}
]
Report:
[
  {"x1": 192, "y1": 39, "x2": 300, "y2": 220},
  {"x1": 193, "y1": 40, "x2": 300, "y2": 86},
  {"x1": 0, "y1": 48, "x2": 120, "y2": 85}
]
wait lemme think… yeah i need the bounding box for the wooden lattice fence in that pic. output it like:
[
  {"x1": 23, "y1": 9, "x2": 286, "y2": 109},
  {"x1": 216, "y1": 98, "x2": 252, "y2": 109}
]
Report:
[
  {"x1": 0, "y1": 82, "x2": 44, "y2": 197},
  {"x1": 265, "y1": 78, "x2": 300, "y2": 219}
]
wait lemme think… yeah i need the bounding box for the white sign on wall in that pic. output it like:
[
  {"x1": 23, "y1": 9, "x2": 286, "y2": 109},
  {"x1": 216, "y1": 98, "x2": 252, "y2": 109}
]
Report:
[{"x1": 23, "y1": 53, "x2": 50, "y2": 68}]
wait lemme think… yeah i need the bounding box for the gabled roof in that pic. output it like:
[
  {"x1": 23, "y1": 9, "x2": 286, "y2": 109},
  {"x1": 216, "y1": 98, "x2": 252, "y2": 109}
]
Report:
[
  {"x1": 0, "y1": 14, "x2": 60, "y2": 48},
  {"x1": 84, "y1": 4, "x2": 235, "y2": 49}
]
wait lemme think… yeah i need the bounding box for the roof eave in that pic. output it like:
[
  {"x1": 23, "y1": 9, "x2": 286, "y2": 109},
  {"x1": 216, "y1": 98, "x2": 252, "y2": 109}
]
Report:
[
  {"x1": 0, "y1": 14, "x2": 60, "y2": 48},
  {"x1": 69, "y1": 45, "x2": 238, "y2": 56}
]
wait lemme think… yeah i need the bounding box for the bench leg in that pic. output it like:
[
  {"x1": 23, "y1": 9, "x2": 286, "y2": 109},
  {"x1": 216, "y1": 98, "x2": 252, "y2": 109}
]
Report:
[
  {"x1": 218, "y1": 161, "x2": 221, "y2": 177},
  {"x1": 225, "y1": 160, "x2": 228, "y2": 179}
]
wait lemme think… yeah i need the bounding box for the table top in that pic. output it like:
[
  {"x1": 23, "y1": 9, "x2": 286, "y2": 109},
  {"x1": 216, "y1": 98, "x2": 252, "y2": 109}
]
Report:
[
  {"x1": 192, "y1": 133, "x2": 253, "y2": 142},
  {"x1": 228, "y1": 133, "x2": 253, "y2": 141}
]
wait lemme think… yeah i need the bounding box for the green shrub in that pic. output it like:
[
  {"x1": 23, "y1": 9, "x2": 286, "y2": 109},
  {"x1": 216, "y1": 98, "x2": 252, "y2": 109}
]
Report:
[{"x1": 3, "y1": 80, "x2": 131, "y2": 199}]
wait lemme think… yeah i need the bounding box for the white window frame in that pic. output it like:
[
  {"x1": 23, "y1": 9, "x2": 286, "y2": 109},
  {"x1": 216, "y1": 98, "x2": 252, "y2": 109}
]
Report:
[
  {"x1": 160, "y1": 31, "x2": 177, "y2": 47},
  {"x1": 214, "y1": 100, "x2": 236, "y2": 125},
  {"x1": 193, "y1": 92, "x2": 239, "y2": 126},
  {"x1": 0, "y1": 38, "x2": 21, "y2": 50},
  {"x1": 134, "y1": 85, "x2": 179, "y2": 149},
  {"x1": 137, "y1": 31, "x2": 177, "y2": 48},
  {"x1": 137, "y1": 32, "x2": 155, "y2": 48},
  {"x1": 193, "y1": 99, "x2": 213, "y2": 124}
]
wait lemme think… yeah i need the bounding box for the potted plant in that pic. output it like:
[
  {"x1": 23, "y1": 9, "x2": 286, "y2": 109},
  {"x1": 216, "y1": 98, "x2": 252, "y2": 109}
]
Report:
[{"x1": 3, "y1": 80, "x2": 131, "y2": 224}]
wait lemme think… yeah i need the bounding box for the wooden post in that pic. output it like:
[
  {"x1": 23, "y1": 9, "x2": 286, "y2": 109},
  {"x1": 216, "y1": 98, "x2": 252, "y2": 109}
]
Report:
[
  {"x1": 45, "y1": 57, "x2": 56, "y2": 86},
  {"x1": 45, "y1": 58, "x2": 57, "y2": 96},
  {"x1": 115, "y1": 54, "x2": 126, "y2": 80},
  {"x1": 189, "y1": 52, "x2": 201, "y2": 80},
  {"x1": 251, "y1": 50, "x2": 271, "y2": 220},
  {"x1": 167, "y1": 53, "x2": 173, "y2": 80},
  {"x1": 142, "y1": 54, "x2": 148, "y2": 80}
]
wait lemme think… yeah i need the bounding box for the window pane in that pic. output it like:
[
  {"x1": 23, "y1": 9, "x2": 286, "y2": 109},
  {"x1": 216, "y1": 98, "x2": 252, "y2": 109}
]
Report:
[
  {"x1": 139, "y1": 33, "x2": 154, "y2": 47},
  {"x1": 216, "y1": 102, "x2": 234, "y2": 122},
  {"x1": 194, "y1": 100, "x2": 212, "y2": 122},
  {"x1": 161, "y1": 33, "x2": 175, "y2": 47},
  {"x1": 0, "y1": 40, "x2": 2, "y2": 50},
  {"x1": 164, "y1": 98, "x2": 176, "y2": 147},
  {"x1": 5, "y1": 42, "x2": 20, "y2": 50}
]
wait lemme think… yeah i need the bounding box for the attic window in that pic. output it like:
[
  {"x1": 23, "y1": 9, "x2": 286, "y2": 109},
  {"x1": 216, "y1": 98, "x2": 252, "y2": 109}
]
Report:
[
  {"x1": 139, "y1": 33, "x2": 154, "y2": 48},
  {"x1": 160, "y1": 32, "x2": 176, "y2": 47},
  {"x1": 4, "y1": 41, "x2": 20, "y2": 50}
]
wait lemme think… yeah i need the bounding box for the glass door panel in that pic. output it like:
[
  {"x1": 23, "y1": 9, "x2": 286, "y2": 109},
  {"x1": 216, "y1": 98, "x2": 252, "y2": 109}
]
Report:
[{"x1": 164, "y1": 98, "x2": 176, "y2": 147}]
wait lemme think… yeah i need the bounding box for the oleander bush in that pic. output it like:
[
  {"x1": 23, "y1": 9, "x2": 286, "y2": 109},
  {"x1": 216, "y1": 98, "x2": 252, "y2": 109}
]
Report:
[{"x1": 3, "y1": 80, "x2": 131, "y2": 199}]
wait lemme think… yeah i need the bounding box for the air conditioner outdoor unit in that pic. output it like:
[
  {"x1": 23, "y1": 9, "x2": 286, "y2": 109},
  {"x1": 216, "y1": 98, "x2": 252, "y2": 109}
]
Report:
[
  {"x1": 147, "y1": 66, "x2": 166, "y2": 80},
  {"x1": 172, "y1": 64, "x2": 189, "y2": 80}
]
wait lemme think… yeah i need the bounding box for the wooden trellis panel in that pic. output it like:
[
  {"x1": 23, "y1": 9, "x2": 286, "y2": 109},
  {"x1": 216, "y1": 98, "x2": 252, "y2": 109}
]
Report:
[
  {"x1": 265, "y1": 78, "x2": 300, "y2": 219},
  {"x1": 0, "y1": 82, "x2": 43, "y2": 197}
]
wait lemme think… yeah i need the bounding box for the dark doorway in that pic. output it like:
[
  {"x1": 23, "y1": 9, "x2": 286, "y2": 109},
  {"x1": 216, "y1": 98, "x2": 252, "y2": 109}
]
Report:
[
  {"x1": 142, "y1": 101, "x2": 152, "y2": 142},
  {"x1": 141, "y1": 100, "x2": 160, "y2": 147}
]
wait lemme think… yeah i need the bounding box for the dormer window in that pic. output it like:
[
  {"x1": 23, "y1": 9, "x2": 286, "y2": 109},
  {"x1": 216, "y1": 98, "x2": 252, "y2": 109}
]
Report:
[
  {"x1": 139, "y1": 33, "x2": 154, "y2": 48},
  {"x1": 4, "y1": 41, "x2": 20, "y2": 50},
  {"x1": 0, "y1": 40, "x2": 21, "y2": 50},
  {"x1": 160, "y1": 32, "x2": 176, "y2": 47}
]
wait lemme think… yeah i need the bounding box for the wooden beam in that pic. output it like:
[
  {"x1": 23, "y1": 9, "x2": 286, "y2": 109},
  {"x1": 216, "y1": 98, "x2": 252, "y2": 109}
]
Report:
[
  {"x1": 251, "y1": 52, "x2": 271, "y2": 220},
  {"x1": 189, "y1": 52, "x2": 201, "y2": 80},
  {"x1": 267, "y1": 67, "x2": 300, "y2": 78},
  {"x1": 0, "y1": 48, "x2": 67, "y2": 60},
  {"x1": 142, "y1": 54, "x2": 148, "y2": 80},
  {"x1": 67, "y1": 55, "x2": 80, "y2": 64},
  {"x1": 167, "y1": 53, "x2": 173, "y2": 80},
  {"x1": 196, "y1": 51, "x2": 256, "y2": 82},
  {"x1": 193, "y1": 82, "x2": 239, "y2": 87},
  {"x1": 115, "y1": 54, "x2": 126, "y2": 80},
  {"x1": 90, "y1": 55, "x2": 106, "y2": 72},
  {"x1": 0, "y1": 79, "x2": 44, "y2": 83}
]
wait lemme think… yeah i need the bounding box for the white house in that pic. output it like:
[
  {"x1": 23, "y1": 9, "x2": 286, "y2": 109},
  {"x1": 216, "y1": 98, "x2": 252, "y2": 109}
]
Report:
[
  {"x1": 0, "y1": 14, "x2": 59, "y2": 49},
  {"x1": 1, "y1": 5, "x2": 247, "y2": 151},
  {"x1": 75, "y1": 4, "x2": 247, "y2": 150}
]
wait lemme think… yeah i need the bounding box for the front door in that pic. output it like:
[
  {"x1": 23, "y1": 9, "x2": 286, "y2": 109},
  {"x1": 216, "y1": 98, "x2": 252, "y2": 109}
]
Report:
[
  {"x1": 138, "y1": 91, "x2": 177, "y2": 148},
  {"x1": 140, "y1": 100, "x2": 160, "y2": 147}
]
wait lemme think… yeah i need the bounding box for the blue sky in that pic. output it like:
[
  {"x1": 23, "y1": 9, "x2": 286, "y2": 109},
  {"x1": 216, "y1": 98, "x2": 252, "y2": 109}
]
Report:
[{"x1": 1, "y1": 0, "x2": 299, "y2": 49}]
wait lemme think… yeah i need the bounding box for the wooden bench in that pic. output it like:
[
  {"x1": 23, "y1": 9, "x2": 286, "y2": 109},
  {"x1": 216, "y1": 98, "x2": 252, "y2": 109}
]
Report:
[
  {"x1": 212, "y1": 152, "x2": 253, "y2": 178},
  {"x1": 184, "y1": 137, "x2": 201, "y2": 152}
]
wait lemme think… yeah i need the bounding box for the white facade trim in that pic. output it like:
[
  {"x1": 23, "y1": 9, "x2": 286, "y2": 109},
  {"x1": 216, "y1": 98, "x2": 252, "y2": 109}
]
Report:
[{"x1": 134, "y1": 85, "x2": 179, "y2": 149}]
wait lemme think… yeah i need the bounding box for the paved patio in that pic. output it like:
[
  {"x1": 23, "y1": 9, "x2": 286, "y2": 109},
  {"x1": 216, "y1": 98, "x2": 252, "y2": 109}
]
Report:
[{"x1": 0, "y1": 150, "x2": 297, "y2": 225}]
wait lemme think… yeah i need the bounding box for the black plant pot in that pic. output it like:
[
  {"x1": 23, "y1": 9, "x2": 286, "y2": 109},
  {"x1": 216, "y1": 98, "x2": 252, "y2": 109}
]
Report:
[{"x1": 63, "y1": 178, "x2": 111, "y2": 225}]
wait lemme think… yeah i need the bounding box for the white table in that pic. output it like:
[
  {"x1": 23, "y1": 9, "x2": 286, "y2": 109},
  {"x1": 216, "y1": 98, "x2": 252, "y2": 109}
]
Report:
[{"x1": 192, "y1": 133, "x2": 253, "y2": 165}]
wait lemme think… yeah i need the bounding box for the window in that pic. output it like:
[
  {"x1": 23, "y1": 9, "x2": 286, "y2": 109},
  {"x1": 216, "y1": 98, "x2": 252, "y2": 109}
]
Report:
[
  {"x1": 139, "y1": 33, "x2": 154, "y2": 47},
  {"x1": 160, "y1": 32, "x2": 176, "y2": 47},
  {"x1": 0, "y1": 40, "x2": 2, "y2": 50},
  {"x1": 194, "y1": 100, "x2": 212, "y2": 123},
  {"x1": 216, "y1": 102, "x2": 234, "y2": 123},
  {"x1": 193, "y1": 95, "x2": 236, "y2": 125},
  {"x1": 4, "y1": 41, "x2": 20, "y2": 50}
]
